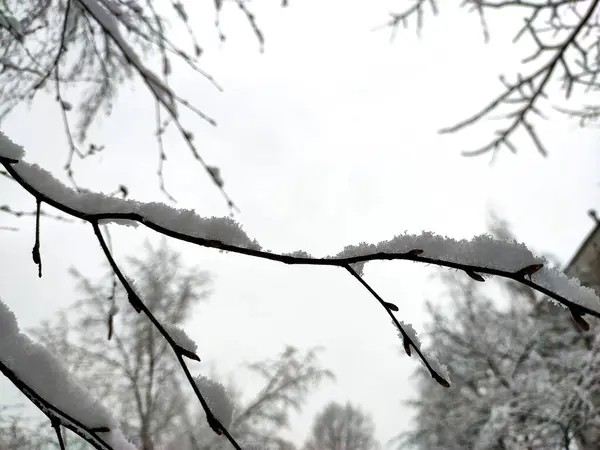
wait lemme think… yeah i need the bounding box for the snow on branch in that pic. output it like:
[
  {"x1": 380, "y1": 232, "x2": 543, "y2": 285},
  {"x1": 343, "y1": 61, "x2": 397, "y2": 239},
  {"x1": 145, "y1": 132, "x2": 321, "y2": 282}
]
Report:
[
  {"x1": 0, "y1": 132, "x2": 24, "y2": 160},
  {"x1": 0, "y1": 298, "x2": 136, "y2": 450},
  {"x1": 164, "y1": 324, "x2": 198, "y2": 354},
  {"x1": 2, "y1": 132, "x2": 600, "y2": 448},
  {"x1": 194, "y1": 375, "x2": 235, "y2": 431},
  {"x1": 1, "y1": 146, "x2": 596, "y2": 317}
]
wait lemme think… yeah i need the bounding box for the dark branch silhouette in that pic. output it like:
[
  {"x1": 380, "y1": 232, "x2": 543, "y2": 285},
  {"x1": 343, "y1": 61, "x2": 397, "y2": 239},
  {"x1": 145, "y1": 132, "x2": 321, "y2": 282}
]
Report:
[
  {"x1": 386, "y1": 0, "x2": 600, "y2": 157},
  {"x1": 2, "y1": 152, "x2": 599, "y2": 449}
]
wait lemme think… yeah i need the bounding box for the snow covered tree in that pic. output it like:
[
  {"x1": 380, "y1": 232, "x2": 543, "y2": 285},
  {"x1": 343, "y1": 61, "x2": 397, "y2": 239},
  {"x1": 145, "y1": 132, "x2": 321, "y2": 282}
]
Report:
[
  {"x1": 303, "y1": 401, "x2": 379, "y2": 450},
  {"x1": 398, "y1": 276, "x2": 600, "y2": 449},
  {"x1": 397, "y1": 219, "x2": 600, "y2": 450},
  {"x1": 389, "y1": 0, "x2": 600, "y2": 157}
]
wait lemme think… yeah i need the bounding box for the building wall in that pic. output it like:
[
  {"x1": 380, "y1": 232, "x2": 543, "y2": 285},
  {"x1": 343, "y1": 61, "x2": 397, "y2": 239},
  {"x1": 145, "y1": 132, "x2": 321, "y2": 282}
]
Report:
[
  {"x1": 565, "y1": 223, "x2": 600, "y2": 295},
  {"x1": 563, "y1": 220, "x2": 600, "y2": 450}
]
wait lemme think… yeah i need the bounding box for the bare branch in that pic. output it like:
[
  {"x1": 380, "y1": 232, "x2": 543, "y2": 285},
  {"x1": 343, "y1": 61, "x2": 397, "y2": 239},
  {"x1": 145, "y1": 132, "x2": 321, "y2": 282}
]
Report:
[
  {"x1": 387, "y1": 0, "x2": 600, "y2": 157},
  {"x1": 0, "y1": 204, "x2": 72, "y2": 222},
  {"x1": 345, "y1": 264, "x2": 449, "y2": 386}
]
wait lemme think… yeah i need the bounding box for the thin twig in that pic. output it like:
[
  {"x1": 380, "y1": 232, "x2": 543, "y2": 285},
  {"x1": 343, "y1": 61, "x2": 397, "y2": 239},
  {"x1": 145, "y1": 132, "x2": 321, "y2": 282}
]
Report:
[
  {"x1": 345, "y1": 264, "x2": 449, "y2": 386},
  {"x1": 92, "y1": 222, "x2": 242, "y2": 448}
]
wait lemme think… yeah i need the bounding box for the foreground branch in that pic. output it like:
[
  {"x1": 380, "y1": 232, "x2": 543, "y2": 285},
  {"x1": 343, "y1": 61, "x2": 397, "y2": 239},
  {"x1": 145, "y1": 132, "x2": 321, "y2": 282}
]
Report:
[
  {"x1": 0, "y1": 314, "x2": 131, "y2": 450},
  {"x1": 2, "y1": 137, "x2": 599, "y2": 448},
  {"x1": 1, "y1": 156, "x2": 596, "y2": 317}
]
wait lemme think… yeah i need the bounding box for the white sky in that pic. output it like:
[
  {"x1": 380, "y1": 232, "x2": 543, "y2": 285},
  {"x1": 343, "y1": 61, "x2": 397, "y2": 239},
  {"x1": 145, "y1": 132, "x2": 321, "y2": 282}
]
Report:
[{"x1": 1, "y1": 0, "x2": 600, "y2": 447}]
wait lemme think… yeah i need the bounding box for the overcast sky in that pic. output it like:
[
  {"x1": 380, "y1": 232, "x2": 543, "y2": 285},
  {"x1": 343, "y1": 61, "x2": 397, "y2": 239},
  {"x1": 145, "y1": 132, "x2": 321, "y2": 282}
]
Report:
[{"x1": 1, "y1": 0, "x2": 600, "y2": 447}]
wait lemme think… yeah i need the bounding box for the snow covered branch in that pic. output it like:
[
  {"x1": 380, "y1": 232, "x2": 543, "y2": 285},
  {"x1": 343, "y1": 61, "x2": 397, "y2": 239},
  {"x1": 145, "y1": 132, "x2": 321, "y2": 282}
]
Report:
[
  {"x1": 2, "y1": 130, "x2": 600, "y2": 448},
  {"x1": 0, "y1": 299, "x2": 136, "y2": 450}
]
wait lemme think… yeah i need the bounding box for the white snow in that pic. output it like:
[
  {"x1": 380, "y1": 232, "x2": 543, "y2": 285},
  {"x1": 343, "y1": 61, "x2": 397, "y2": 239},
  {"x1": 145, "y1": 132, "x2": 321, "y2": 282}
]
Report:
[
  {"x1": 396, "y1": 319, "x2": 450, "y2": 385},
  {"x1": 535, "y1": 265, "x2": 599, "y2": 312},
  {"x1": 0, "y1": 130, "x2": 26, "y2": 160},
  {"x1": 9, "y1": 162, "x2": 259, "y2": 246},
  {"x1": 283, "y1": 250, "x2": 312, "y2": 258},
  {"x1": 332, "y1": 232, "x2": 600, "y2": 313},
  {"x1": 163, "y1": 324, "x2": 197, "y2": 353},
  {"x1": 333, "y1": 232, "x2": 540, "y2": 273},
  {"x1": 398, "y1": 320, "x2": 421, "y2": 351},
  {"x1": 0, "y1": 298, "x2": 136, "y2": 450},
  {"x1": 194, "y1": 374, "x2": 234, "y2": 429},
  {"x1": 421, "y1": 350, "x2": 451, "y2": 385},
  {"x1": 0, "y1": 300, "x2": 19, "y2": 339},
  {"x1": 13, "y1": 163, "x2": 142, "y2": 218},
  {"x1": 98, "y1": 218, "x2": 139, "y2": 228}
]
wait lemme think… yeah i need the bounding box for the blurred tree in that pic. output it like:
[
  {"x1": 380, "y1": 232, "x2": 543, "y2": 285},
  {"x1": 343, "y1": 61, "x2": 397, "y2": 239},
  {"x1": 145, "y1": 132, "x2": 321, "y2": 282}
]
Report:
[
  {"x1": 397, "y1": 218, "x2": 600, "y2": 450},
  {"x1": 0, "y1": 404, "x2": 41, "y2": 450},
  {"x1": 168, "y1": 346, "x2": 335, "y2": 450},
  {"x1": 303, "y1": 401, "x2": 379, "y2": 450}
]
